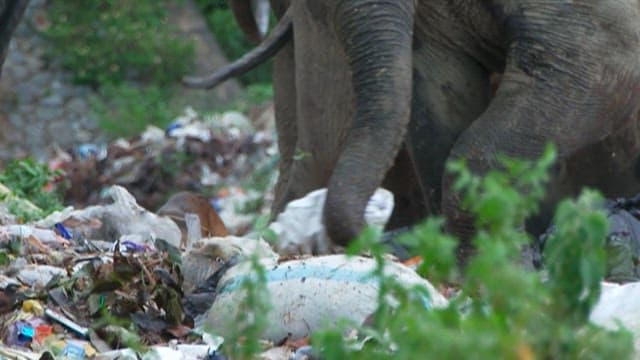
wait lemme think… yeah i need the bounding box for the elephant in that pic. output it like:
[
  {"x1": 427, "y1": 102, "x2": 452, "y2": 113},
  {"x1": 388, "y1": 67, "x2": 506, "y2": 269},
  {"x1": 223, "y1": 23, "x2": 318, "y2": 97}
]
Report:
[
  {"x1": 0, "y1": 0, "x2": 29, "y2": 75},
  {"x1": 186, "y1": 0, "x2": 640, "y2": 261},
  {"x1": 229, "y1": 0, "x2": 271, "y2": 44}
]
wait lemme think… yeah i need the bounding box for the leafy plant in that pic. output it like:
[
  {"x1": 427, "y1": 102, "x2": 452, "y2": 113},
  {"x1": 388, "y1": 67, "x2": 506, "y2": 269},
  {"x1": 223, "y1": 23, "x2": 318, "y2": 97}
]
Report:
[
  {"x1": 311, "y1": 144, "x2": 633, "y2": 359},
  {"x1": 0, "y1": 158, "x2": 64, "y2": 220},
  {"x1": 219, "y1": 255, "x2": 272, "y2": 359}
]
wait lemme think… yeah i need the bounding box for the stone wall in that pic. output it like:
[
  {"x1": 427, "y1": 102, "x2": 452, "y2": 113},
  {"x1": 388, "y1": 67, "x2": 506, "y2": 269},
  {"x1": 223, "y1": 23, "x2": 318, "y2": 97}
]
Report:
[
  {"x1": 0, "y1": 0, "x2": 103, "y2": 164},
  {"x1": 0, "y1": 0, "x2": 243, "y2": 165}
]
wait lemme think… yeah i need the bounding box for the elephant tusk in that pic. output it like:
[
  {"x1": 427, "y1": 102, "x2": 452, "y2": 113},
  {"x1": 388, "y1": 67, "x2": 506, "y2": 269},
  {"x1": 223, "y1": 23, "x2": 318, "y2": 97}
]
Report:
[
  {"x1": 252, "y1": 0, "x2": 271, "y2": 40},
  {"x1": 182, "y1": 7, "x2": 292, "y2": 90}
]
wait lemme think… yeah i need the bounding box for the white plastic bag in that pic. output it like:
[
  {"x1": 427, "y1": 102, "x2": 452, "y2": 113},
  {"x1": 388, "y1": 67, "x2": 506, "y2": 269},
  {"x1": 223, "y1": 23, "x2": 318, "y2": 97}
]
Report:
[
  {"x1": 590, "y1": 281, "x2": 640, "y2": 353},
  {"x1": 270, "y1": 188, "x2": 394, "y2": 256},
  {"x1": 198, "y1": 254, "x2": 447, "y2": 342}
]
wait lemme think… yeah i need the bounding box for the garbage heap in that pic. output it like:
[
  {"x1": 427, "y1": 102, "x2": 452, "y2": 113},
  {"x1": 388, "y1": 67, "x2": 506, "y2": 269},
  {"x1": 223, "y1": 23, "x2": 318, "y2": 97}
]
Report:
[
  {"x1": 51, "y1": 105, "x2": 278, "y2": 227},
  {"x1": 0, "y1": 169, "x2": 451, "y2": 360},
  {"x1": 3, "y1": 104, "x2": 640, "y2": 358}
]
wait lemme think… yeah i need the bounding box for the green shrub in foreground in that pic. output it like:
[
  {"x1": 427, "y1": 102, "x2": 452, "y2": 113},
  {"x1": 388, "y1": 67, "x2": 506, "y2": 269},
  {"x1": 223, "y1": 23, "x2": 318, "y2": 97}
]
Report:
[
  {"x1": 210, "y1": 145, "x2": 632, "y2": 358},
  {"x1": 310, "y1": 145, "x2": 633, "y2": 359},
  {"x1": 219, "y1": 255, "x2": 272, "y2": 360}
]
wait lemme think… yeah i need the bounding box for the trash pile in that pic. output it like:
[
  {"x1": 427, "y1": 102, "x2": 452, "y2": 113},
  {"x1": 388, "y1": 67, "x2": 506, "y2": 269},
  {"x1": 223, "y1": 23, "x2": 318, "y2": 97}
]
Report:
[
  {"x1": 3, "y1": 104, "x2": 640, "y2": 357},
  {"x1": 0, "y1": 170, "x2": 449, "y2": 360},
  {"x1": 49, "y1": 106, "x2": 278, "y2": 229}
]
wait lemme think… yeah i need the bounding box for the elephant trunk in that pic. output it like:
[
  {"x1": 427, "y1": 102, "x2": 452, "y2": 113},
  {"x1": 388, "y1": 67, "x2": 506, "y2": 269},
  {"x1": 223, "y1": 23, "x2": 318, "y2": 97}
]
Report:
[{"x1": 324, "y1": 0, "x2": 416, "y2": 246}]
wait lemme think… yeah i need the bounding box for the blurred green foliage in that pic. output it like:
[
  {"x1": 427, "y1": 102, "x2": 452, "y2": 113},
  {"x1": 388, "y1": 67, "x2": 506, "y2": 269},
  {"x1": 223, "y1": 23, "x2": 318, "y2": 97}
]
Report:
[
  {"x1": 44, "y1": 0, "x2": 194, "y2": 87},
  {"x1": 310, "y1": 145, "x2": 634, "y2": 359},
  {"x1": 91, "y1": 84, "x2": 175, "y2": 138},
  {"x1": 195, "y1": 0, "x2": 273, "y2": 85}
]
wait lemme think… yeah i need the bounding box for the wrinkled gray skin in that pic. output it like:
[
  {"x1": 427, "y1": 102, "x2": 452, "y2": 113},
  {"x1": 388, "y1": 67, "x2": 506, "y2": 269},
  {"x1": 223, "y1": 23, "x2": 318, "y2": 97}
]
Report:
[
  {"x1": 266, "y1": 0, "x2": 429, "y2": 237},
  {"x1": 0, "y1": 0, "x2": 29, "y2": 74},
  {"x1": 211, "y1": 0, "x2": 640, "y2": 260}
]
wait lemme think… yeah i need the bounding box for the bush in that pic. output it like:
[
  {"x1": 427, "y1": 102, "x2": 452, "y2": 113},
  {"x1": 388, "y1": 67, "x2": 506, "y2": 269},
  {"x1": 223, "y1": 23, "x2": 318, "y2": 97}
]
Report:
[
  {"x1": 207, "y1": 145, "x2": 632, "y2": 358},
  {"x1": 305, "y1": 145, "x2": 633, "y2": 358},
  {"x1": 44, "y1": 0, "x2": 194, "y2": 87}
]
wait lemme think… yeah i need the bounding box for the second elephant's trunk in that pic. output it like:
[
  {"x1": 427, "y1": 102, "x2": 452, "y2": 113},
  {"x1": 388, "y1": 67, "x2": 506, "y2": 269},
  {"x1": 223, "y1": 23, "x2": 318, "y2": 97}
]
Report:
[{"x1": 324, "y1": 0, "x2": 416, "y2": 246}]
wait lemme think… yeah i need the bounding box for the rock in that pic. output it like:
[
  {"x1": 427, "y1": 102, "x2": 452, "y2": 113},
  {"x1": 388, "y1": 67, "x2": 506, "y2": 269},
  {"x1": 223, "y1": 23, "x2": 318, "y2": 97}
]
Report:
[
  {"x1": 16, "y1": 83, "x2": 44, "y2": 103},
  {"x1": 41, "y1": 93, "x2": 64, "y2": 107},
  {"x1": 29, "y1": 72, "x2": 51, "y2": 89},
  {"x1": 7, "y1": 113, "x2": 21, "y2": 127},
  {"x1": 67, "y1": 97, "x2": 88, "y2": 113},
  {"x1": 35, "y1": 107, "x2": 63, "y2": 121},
  {"x1": 7, "y1": 64, "x2": 29, "y2": 82}
]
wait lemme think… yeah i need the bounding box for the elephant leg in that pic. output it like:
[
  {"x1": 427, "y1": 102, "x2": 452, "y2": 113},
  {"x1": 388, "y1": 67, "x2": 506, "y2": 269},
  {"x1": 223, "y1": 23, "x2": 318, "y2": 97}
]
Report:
[
  {"x1": 269, "y1": 33, "x2": 298, "y2": 217},
  {"x1": 564, "y1": 114, "x2": 640, "y2": 198},
  {"x1": 407, "y1": 41, "x2": 493, "y2": 216},
  {"x1": 443, "y1": 1, "x2": 640, "y2": 261},
  {"x1": 269, "y1": 0, "x2": 298, "y2": 218}
]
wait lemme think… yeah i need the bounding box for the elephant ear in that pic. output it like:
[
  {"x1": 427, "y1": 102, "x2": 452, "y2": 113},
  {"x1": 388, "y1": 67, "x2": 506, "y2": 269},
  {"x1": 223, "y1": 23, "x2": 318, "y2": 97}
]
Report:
[{"x1": 323, "y1": 0, "x2": 416, "y2": 246}]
